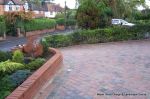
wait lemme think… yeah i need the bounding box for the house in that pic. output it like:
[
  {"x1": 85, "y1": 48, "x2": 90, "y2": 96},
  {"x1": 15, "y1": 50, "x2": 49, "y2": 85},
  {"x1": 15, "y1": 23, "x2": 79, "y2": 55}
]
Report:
[
  {"x1": 0, "y1": 0, "x2": 24, "y2": 15},
  {"x1": 29, "y1": 1, "x2": 64, "y2": 18},
  {"x1": 0, "y1": 0, "x2": 64, "y2": 18},
  {"x1": 43, "y1": 2, "x2": 64, "y2": 18},
  {"x1": 30, "y1": 3, "x2": 45, "y2": 18}
]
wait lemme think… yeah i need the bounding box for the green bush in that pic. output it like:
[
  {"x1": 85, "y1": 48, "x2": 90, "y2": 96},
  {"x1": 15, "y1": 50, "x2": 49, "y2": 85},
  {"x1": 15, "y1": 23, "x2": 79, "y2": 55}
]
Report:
[
  {"x1": 40, "y1": 38, "x2": 49, "y2": 53},
  {"x1": 9, "y1": 70, "x2": 31, "y2": 87},
  {"x1": 45, "y1": 34, "x2": 72, "y2": 48},
  {"x1": 0, "y1": 22, "x2": 6, "y2": 36},
  {"x1": 0, "y1": 70, "x2": 31, "y2": 99},
  {"x1": 0, "y1": 51, "x2": 12, "y2": 62},
  {"x1": 44, "y1": 25, "x2": 149, "y2": 48},
  {"x1": 0, "y1": 76, "x2": 14, "y2": 99},
  {"x1": 56, "y1": 18, "x2": 65, "y2": 25},
  {"x1": 55, "y1": 13, "x2": 65, "y2": 19},
  {"x1": 66, "y1": 19, "x2": 76, "y2": 26},
  {"x1": 25, "y1": 58, "x2": 46, "y2": 70},
  {"x1": 0, "y1": 16, "x2": 6, "y2": 36},
  {"x1": 12, "y1": 50, "x2": 24, "y2": 64},
  {"x1": 25, "y1": 18, "x2": 56, "y2": 32},
  {"x1": 0, "y1": 60, "x2": 24, "y2": 78}
]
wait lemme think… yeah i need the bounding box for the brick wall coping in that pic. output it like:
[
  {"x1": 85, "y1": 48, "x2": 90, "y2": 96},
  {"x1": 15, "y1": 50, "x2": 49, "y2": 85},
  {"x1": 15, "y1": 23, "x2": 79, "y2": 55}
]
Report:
[{"x1": 6, "y1": 48, "x2": 63, "y2": 99}]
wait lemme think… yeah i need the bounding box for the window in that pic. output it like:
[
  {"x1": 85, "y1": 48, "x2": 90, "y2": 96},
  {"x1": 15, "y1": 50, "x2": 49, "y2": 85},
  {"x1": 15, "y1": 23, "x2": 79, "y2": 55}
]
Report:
[
  {"x1": 50, "y1": 12, "x2": 53, "y2": 15},
  {"x1": 16, "y1": 6, "x2": 20, "y2": 11},
  {"x1": 9, "y1": 5, "x2": 12, "y2": 11}
]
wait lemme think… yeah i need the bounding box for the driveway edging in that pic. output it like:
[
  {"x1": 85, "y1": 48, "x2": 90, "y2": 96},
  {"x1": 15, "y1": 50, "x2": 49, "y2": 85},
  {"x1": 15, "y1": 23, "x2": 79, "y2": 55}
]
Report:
[{"x1": 6, "y1": 48, "x2": 63, "y2": 99}]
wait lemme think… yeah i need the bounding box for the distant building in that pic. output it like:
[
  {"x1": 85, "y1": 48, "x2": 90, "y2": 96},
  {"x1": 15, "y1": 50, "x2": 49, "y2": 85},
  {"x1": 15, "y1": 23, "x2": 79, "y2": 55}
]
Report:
[
  {"x1": 44, "y1": 2, "x2": 64, "y2": 18},
  {"x1": 29, "y1": 1, "x2": 64, "y2": 18},
  {"x1": 0, "y1": 0, "x2": 64, "y2": 18},
  {"x1": 0, "y1": 0, "x2": 24, "y2": 15}
]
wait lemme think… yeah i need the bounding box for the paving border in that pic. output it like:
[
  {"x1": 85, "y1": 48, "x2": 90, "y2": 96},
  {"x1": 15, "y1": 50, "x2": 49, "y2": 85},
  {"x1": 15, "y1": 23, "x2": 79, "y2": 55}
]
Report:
[{"x1": 6, "y1": 48, "x2": 63, "y2": 99}]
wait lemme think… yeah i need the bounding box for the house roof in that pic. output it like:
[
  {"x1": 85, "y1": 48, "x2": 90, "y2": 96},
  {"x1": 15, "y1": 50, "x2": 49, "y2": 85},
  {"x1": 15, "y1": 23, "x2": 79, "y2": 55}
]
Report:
[
  {"x1": 30, "y1": 3, "x2": 46, "y2": 11},
  {"x1": 30, "y1": 1, "x2": 63, "y2": 12},
  {"x1": 49, "y1": 4, "x2": 64, "y2": 12},
  {"x1": 0, "y1": 0, "x2": 24, "y2": 5}
]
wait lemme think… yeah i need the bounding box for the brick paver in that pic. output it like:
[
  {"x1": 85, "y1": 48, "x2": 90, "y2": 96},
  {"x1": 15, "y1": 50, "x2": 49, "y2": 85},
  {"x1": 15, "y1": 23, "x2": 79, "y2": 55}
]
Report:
[{"x1": 45, "y1": 40, "x2": 150, "y2": 99}]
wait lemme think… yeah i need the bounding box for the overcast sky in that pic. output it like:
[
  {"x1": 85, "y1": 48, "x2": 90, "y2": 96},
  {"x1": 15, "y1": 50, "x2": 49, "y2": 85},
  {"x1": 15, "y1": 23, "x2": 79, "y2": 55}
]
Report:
[
  {"x1": 54, "y1": 0, "x2": 150, "y2": 9},
  {"x1": 54, "y1": 0, "x2": 76, "y2": 9}
]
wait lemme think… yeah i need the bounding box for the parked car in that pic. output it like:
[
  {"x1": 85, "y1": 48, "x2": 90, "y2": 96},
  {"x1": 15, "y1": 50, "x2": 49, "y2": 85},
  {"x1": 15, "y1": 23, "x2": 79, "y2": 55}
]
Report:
[{"x1": 112, "y1": 19, "x2": 135, "y2": 27}]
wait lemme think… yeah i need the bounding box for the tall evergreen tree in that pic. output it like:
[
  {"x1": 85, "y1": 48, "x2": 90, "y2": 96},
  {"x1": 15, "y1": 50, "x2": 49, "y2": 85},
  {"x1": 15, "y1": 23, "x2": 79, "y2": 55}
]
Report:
[{"x1": 76, "y1": 0, "x2": 100, "y2": 29}]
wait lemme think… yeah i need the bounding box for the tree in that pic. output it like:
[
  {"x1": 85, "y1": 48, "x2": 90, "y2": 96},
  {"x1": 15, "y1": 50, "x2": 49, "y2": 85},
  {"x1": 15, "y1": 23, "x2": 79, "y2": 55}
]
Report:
[
  {"x1": 97, "y1": 1, "x2": 112, "y2": 27},
  {"x1": 109, "y1": 0, "x2": 146, "y2": 18},
  {"x1": 77, "y1": 0, "x2": 146, "y2": 19},
  {"x1": 76, "y1": 0, "x2": 100, "y2": 29}
]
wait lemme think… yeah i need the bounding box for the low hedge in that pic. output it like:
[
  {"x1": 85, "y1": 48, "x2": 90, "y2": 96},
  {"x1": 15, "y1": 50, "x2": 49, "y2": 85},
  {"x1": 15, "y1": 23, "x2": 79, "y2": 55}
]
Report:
[
  {"x1": 0, "y1": 22, "x2": 6, "y2": 36},
  {"x1": 44, "y1": 26, "x2": 149, "y2": 48},
  {"x1": 45, "y1": 34, "x2": 72, "y2": 48},
  {"x1": 66, "y1": 19, "x2": 76, "y2": 26},
  {"x1": 0, "y1": 16, "x2": 6, "y2": 36},
  {"x1": 24, "y1": 18, "x2": 56, "y2": 32},
  {"x1": 56, "y1": 18, "x2": 76, "y2": 26},
  {"x1": 56, "y1": 18, "x2": 65, "y2": 25}
]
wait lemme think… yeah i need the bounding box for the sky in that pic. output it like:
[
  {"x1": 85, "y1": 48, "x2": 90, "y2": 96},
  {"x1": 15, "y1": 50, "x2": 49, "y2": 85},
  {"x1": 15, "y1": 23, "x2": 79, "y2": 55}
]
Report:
[
  {"x1": 138, "y1": 0, "x2": 150, "y2": 10},
  {"x1": 54, "y1": 0, "x2": 76, "y2": 9},
  {"x1": 53, "y1": 0, "x2": 150, "y2": 9}
]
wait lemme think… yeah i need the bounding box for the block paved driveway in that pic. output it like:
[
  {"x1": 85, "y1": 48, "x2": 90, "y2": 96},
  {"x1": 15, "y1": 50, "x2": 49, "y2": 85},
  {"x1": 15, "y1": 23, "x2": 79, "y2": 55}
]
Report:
[{"x1": 45, "y1": 40, "x2": 150, "y2": 99}]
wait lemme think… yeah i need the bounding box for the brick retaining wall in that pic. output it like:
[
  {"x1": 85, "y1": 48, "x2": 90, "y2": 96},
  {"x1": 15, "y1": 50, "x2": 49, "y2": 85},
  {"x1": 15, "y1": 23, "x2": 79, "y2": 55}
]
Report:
[
  {"x1": 6, "y1": 48, "x2": 63, "y2": 99},
  {"x1": 25, "y1": 28, "x2": 56, "y2": 37}
]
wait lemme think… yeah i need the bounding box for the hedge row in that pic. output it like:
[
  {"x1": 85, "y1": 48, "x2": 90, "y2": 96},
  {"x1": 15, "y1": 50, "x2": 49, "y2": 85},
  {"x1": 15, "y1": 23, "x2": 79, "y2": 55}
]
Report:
[
  {"x1": 56, "y1": 18, "x2": 76, "y2": 26},
  {"x1": 0, "y1": 22, "x2": 6, "y2": 36},
  {"x1": 44, "y1": 25, "x2": 150, "y2": 48},
  {"x1": 24, "y1": 18, "x2": 56, "y2": 32}
]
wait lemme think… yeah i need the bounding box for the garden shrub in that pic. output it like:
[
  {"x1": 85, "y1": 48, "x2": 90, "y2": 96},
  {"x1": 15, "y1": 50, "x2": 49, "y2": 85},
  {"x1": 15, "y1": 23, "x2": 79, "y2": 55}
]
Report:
[
  {"x1": 0, "y1": 22, "x2": 6, "y2": 36},
  {"x1": 44, "y1": 25, "x2": 149, "y2": 48},
  {"x1": 24, "y1": 18, "x2": 56, "y2": 32},
  {"x1": 25, "y1": 58, "x2": 46, "y2": 70},
  {"x1": 0, "y1": 51, "x2": 12, "y2": 62},
  {"x1": 0, "y1": 16, "x2": 6, "y2": 36},
  {"x1": 0, "y1": 70, "x2": 31, "y2": 99},
  {"x1": 40, "y1": 38, "x2": 49, "y2": 54},
  {"x1": 0, "y1": 76, "x2": 14, "y2": 99},
  {"x1": 45, "y1": 34, "x2": 72, "y2": 48},
  {"x1": 9, "y1": 70, "x2": 32, "y2": 87},
  {"x1": 66, "y1": 19, "x2": 76, "y2": 26},
  {"x1": 4, "y1": 11, "x2": 33, "y2": 36},
  {"x1": 56, "y1": 18, "x2": 65, "y2": 25},
  {"x1": 0, "y1": 60, "x2": 24, "y2": 78},
  {"x1": 12, "y1": 50, "x2": 24, "y2": 64},
  {"x1": 55, "y1": 13, "x2": 65, "y2": 19}
]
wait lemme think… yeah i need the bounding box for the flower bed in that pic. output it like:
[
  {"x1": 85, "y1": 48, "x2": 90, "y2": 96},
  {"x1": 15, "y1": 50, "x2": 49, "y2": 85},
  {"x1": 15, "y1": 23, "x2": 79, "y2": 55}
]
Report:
[{"x1": 5, "y1": 48, "x2": 63, "y2": 99}]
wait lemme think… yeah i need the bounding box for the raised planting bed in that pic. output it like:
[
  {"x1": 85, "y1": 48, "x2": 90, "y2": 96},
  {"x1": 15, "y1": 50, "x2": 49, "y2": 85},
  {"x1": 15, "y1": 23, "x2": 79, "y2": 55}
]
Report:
[{"x1": 6, "y1": 48, "x2": 63, "y2": 99}]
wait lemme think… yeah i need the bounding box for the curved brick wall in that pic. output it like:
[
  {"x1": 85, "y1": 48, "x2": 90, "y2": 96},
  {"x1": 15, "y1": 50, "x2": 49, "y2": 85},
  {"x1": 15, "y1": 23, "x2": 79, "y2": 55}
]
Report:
[{"x1": 6, "y1": 48, "x2": 63, "y2": 99}]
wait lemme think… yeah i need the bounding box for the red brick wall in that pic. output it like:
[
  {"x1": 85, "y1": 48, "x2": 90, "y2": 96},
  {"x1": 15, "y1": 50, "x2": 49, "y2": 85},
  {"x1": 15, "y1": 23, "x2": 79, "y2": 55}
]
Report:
[
  {"x1": 56, "y1": 25, "x2": 65, "y2": 31},
  {"x1": 20, "y1": 6, "x2": 24, "y2": 11},
  {"x1": 25, "y1": 28, "x2": 55, "y2": 37},
  {"x1": 6, "y1": 48, "x2": 63, "y2": 99},
  {"x1": 0, "y1": 5, "x2": 4, "y2": 15}
]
